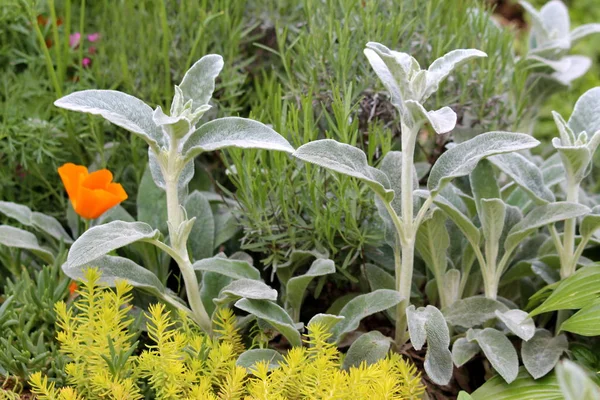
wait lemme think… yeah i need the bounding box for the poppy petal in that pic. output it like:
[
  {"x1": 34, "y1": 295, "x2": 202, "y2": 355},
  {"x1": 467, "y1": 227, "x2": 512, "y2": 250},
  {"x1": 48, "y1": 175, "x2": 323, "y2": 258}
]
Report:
[
  {"x1": 105, "y1": 183, "x2": 128, "y2": 201},
  {"x1": 83, "y1": 169, "x2": 113, "y2": 190},
  {"x1": 58, "y1": 163, "x2": 88, "y2": 207}
]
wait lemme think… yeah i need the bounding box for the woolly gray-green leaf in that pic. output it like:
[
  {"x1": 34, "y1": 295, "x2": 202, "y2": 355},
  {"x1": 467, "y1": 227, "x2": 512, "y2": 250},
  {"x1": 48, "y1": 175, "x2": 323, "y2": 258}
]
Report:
[
  {"x1": 468, "y1": 328, "x2": 518, "y2": 383},
  {"x1": 66, "y1": 221, "x2": 159, "y2": 269},
  {"x1": 342, "y1": 331, "x2": 392, "y2": 370},
  {"x1": 505, "y1": 202, "x2": 590, "y2": 253},
  {"x1": 407, "y1": 305, "x2": 453, "y2": 385},
  {"x1": 54, "y1": 90, "x2": 165, "y2": 149},
  {"x1": 568, "y1": 87, "x2": 600, "y2": 137},
  {"x1": 405, "y1": 101, "x2": 457, "y2": 134},
  {"x1": 0, "y1": 201, "x2": 32, "y2": 226},
  {"x1": 182, "y1": 117, "x2": 294, "y2": 161},
  {"x1": 0, "y1": 225, "x2": 54, "y2": 264},
  {"x1": 552, "y1": 139, "x2": 591, "y2": 183},
  {"x1": 364, "y1": 264, "x2": 396, "y2": 321},
  {"x1": 215, "y1": 279, "x2": 278, "y2": 305},
  {"x1": 494, "y1": 309, "x2": 535, "y2": 341},
  {"x1": 185, "y1": 191, "x2": 214, "y2": 261},
  {"x1": 235, "y1": 299, "x2": 301, "y2": 347},
  {"x1": 293, "y1": 139, "x2": 394, "y2": 202},
  {"x1": 443, "y1": 297, "x2": 509, "y2": 328},
  {"x1": 286, "y1": 259, "x2": 335, "y2": 316},
  {"x1": 452, "y1": 337, "x2": 481, "y2": 367},
  {"x1": 236, "y1": 349, "x2": 284, "y2": 372},
  {"x1": 201, "y1": 272, "x2": 232, "y2": 317},
  {"x1": 479, "y1": 199, "x2": 506, "y2": 250},
  {"x1": 30, "y1": 212, "x2": 73, "y2": 243},
  {"x1": 489, "y1": 153, "x2": 555, "y2": 204},
  {"x1": 433, "y1": 193, "x2": 481, "y2": 247},
  {"x1": 428, "y1": 132, "x2": 539, "y2": 195},
  {"x1": 580, "y1": 206, "x2": 600, "y2": 238},
  {"x1": 530, "y1": 266, "x2": 600, "y2": 316},
  {"x1": 560, "y1": 300, "x2": 600, "y2": 336},
  {"x1": 192, "y1": 256, "x2": 261, "y2": 280},
  {"x1": 307, "y1": 313, "x2": 345, "y2": 329},
  {"x1": 415, "y1": 209, "x2": 449, "y2": 280},
  {"x1": 364, "y1": 43, "x2": 410, "y2": 108},
  {"x1": 570, "y1": 23, "x2": 600, "y2": 45},
  {"x1": 137, "y1": 167, "x2": 168, "y2": 235},
  {"x1": 424, "y1": 48, "x2": 487, "y2": 100},
  {"x1": 522, "y1": 329, "x2": 568, "y2": 379},
  {"x1": 179, "y1": 54, "x2": 224, "y2": 109},
  {"x1": 331, "y1": 289, "x2": 403, "y2": 343}
]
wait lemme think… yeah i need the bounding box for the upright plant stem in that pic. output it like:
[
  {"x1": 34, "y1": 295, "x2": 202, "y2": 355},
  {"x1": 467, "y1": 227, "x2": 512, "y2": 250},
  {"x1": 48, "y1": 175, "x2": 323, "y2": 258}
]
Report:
[{"x1": 163, "y1": 139, "x2": 212, "y2": 334}]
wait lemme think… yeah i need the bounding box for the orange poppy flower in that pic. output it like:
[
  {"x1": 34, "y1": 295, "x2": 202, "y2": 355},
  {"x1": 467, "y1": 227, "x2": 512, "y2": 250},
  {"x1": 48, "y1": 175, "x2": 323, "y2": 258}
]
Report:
[{"x1": 58, "y1": 163, "x2": 128, "y2": 219}]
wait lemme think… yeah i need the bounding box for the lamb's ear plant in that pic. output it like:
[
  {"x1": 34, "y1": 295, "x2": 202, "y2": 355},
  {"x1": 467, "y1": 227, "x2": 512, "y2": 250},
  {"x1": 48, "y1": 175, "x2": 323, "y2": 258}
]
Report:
[
  {"x1": 54, "y1": 54, "x2": 295, "y2": 334},
  {"x1": 293, "y1": 42, "x2": 543, "y2": 384}
]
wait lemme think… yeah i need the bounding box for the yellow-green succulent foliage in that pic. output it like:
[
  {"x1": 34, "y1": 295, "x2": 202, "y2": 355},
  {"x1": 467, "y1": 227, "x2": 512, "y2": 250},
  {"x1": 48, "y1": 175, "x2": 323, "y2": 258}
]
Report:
[{"x1": 30, "y1": 270, "x2": 425, "y2": 399}]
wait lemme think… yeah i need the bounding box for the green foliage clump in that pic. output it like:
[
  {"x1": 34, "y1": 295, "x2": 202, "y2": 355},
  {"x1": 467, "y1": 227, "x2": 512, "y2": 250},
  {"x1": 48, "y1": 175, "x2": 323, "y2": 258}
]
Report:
[{"x1": 29, "y1": 270, "x2": 424, "y2": 399}]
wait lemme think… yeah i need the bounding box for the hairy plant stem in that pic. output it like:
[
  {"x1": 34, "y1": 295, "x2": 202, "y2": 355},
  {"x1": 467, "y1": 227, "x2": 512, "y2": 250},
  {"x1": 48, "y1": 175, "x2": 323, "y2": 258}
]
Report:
[{"x1": 163, "y1": 138, "x2": 212, "y2": 334}]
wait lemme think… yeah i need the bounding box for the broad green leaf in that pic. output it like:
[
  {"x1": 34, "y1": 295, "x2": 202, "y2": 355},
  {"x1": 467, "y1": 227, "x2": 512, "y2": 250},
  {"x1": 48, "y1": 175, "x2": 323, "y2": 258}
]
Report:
[
  {"x1": 179, "y1": 54, "x2": 224, "y2": 109},
  {"x1": 182, "y1": 117, "x2": 294, "y2": 161},
  {"x1": 192, "y1": 255, "x2": 260, "y2": 280},
  {"x1": 236, "y1": 349, "x2": 284, "y2": 372},
  {"x1": 522, "y1": 329, "x2": 568, "y2": 379},
  {"x1": 471, "y1": 367, "x2": 561, "y2": 400},
  {"x1": 556, "y1": 359, "x2": 600, "y2": 400},
  {"x1": 0, "y1": 226, "x2": 54, "y2": 264},
  {"x1": 505, "y1": 202, "x2": 590, "y2": 253},
  {"x1": 428, "y1": 132, "x2": 539, "y2": 195},
  {"x1": 404, "y1": 101, "x2": 457, "y2": 134},
  {"x1": 415, "y1": 209, "x2": 449, "y2": 279},
  {"x1": 215, "y1": 279, "x2": 277, "y2": 305},
  {"x1": 235, "y1": 298, "x2": 301, "y2": 347},
  {"x1": 201, "y1": 272, "x2": 232, "y2": 317},
  {"x1": 480, "y1": 199, "x2": 506, "y2": 251},
  {"x1": 54, "y1": 90, "x2": 165, "y2": 149},
  {"x1": 407, "y1": 305, "x2": 453, "y2": 385},
  {"x1": 530, "y1": 266, "x2": 600, "y2": 316},
  {"x1": 488, "y1": 153, "x2": 554, "y2": 204},
  {"x1": 137, "y1": 167, "x2": 168, "y2": 235},
  {"x1": 494, "y1": 309, "x2": 535, "y2": 341},
  {"x1": 185, "y1": 191, "x2": 214, "y2": 261},
  {"x1": 470, "y1": 160, "x2": 500, "y2": 207},
  {"x1": 331, "y1": 289, "x2": 403, "y2": 343},
  {"x1": 443, "y1": 297, "x2": 509, "y2": 328},
  {"x1": 433, "y1": 193, "x2": 481, "y2": 247},
  {"x1": 66, "y1": 221, "x2": 159, "y2": 269},
  {"x1": 580, "y1": 206, "x2": 600, "y2": 238},
  {"x1": 424, "y1": 49, "x2": 487, "y2": 100},
  {"x1": 452, "y1": 337, "x2": 480, "y2": 367},
  {"x1": 567, "y1": 86, "x2": 600, "y2": 137},
  {"x1": 560, "y1": 300, "x2": 600, "y2": 336},
  {"x1": 467, "y1": 328, "x2": 518, "y2": 383},
  {"x1": 286, "y1": 259, "x2": 335, "y2": 316},
  {"x1": 293, "y1": 139, "x2": 393, "y2": 202},
  {"x1": 457, "y1": 392, "x2": 474, "y2": 400},
  {"x1": 63, "y1": 255, "x2": 166, "y2": 298},
  {"x1": 342, "y1": 331, "x2": 392, "y2": 370}
]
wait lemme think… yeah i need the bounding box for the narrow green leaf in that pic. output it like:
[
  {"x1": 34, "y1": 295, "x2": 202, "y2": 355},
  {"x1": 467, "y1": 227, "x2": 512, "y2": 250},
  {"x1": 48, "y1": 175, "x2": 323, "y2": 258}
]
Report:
[
  {"x1": 560, "y1": 300, "x2": 600, "y2": 336},
  {"x1": 235, "y1": 299, "x2": 301, "y2": 347},
  {"x1": 471, "y1": 367, "x2": 561, "y2": 400}
]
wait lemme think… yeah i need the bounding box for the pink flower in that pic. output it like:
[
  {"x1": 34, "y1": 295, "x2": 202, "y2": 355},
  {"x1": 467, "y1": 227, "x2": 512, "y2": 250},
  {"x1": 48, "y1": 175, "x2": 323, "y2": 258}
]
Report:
[
  {"x1": 69, "y1": 32, "x2": 81, "y2": 48},
  {"x1": 82, "y1": 57, "x2": 91, "y2": 68},
  {"x1": 87, "y1": 33, "x2": 100, "y2": 42}
]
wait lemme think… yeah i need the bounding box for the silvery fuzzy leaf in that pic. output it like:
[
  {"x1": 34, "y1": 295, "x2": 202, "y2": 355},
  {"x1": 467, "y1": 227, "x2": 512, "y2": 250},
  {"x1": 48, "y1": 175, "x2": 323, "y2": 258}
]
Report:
[
  {"x1": 364, "y1": 42, "x2": 413, "y2": 108},
  {"x1": 235, "y1": 298, "x2": 302, "y2": 347},
  {"x1": 213, "y1": 209, "x2": 238, "y2": 249},
  {"x1": 307, "y1": 313, "x2": 345, "y2": 329},
  {"x1": 441, "y1": 269, "x2": 461, "y2": 308},
  {"x1": 331, "y1": 289, "x2": 403, "y2": 343},
  {"x1": 236, "y1": 349, "x2": 284, "y2": 372},
  {"x1": 192, "y1": 255, "x2": 261, "y2": 280},
  {"x1": 552, "y1": 111, "x2": 576, "y2": 146},
  {"x1": 552, "y1": 139, "x2": 592, "y2": 183},
  {"x1": 556, "y1": 360, "x2": 600, "y2": 400},
  {"x1": 66, "y1": 221, "x2": 159, "y2": 270},
  {"x1": 520, "y1": 1, "x2": 552, "y2": 47},
  {"x1": 364, "y1": 264, "x2": 396, "y2": 321},
  {"x1": 433, "y1": 193, "x2": 481, "y2": 248},
  {"x1": 494, "y1": 309, "x2": 535, "y2": 341},
  {"x1": 0, "y1": 225, "x2": 54, "y2": 264},
  {"x1": 215, "y1": 279, "x2": 278, "y2": 305},
  {"x1": 522, "y1": 329, "x2": 568, "y2": 379},
  {"x1": 505, "y1": 202, "x2": 590, "y2": 253},
  {"x1": 182, "y1": 117, "x2": 294, "y2": 161},
  {"x1": 443, "y1": 297, "x2": 509, "y2": 328},
  {"x1": 489, "y1": 153, "x2": 555, "y2": 204},
  {"x1": 428, "y1": 131, "x2": 540, "y2": 196},
  {"x1": 470, "y1": 159, "x2": 501, "y2": 209},
  {"x1": 568, "y1": 87, "x2": 600, "y2": 139},
  {"x1": 526, "y1": 54, "x2": 574, "y2": 73},
  {"x1": 570, "y1": 23, "x2": 600, "y2": 45},
  {"x1": 201, "y1": 272, "x2": 232, "y2": 317},
  {"x1": 30, "y1": 212, "x2": 74, "y2": 243},
  {"x1": 423, "y1": 49, "x2": 487, "y2": 101},
  {"x1": 286, "y1": 258, "x2": 335, "y2": 317},
  {"x1": 148, "y1": 148, "x2": 194, "y2": 199},
  {"x1": 0, "y1": 201, "x2": 31, "y2": 226},
  {"x1": 342, "y1": 331, "x2": 392, "y2": 370},
  {"x1": 452, "y1": 337, "x2": 481, "y2": 367},
  {"x1": 293, "y1": 139, "x2": 394, "y2": 202},
  {"x1": 185, "y1": 191, "x2": 214, "y2": 262},
  {"x1": 405, "y1": 101, "x2": 457, "y2": 134},
  {"x1": 539, "y1": 0, "x2": 570, "y2": 39},
  {"x1": 54, "y1": 90, "x2": 166, "y2": 150},
  {"x1": 137, "y1": 167, "x2": 168, "y2": 235},
  {"x1": 178, "y1": 54, "x2": 224, "y2": 111},
  {"x1": 467, "y1": 328, "x2": 519, "y2": 383},
  {"x1": 551, "y1": 56, "x2": 592, "y2": 86},
  {"x1": 415, "y1": 209, "x2": 449, "y2": 280},
  {"x1": 379, "y1": 151, "x2": 418, "y2": 214},
  {"x1": 152, "y1": 106, "x2": 192, "y2": 139},
  {"x1": 479, "y1": 199, "x2": 506, "y2": 251},
  {"x1": 406, "y1": 305, "x2": 453, "y2": 385},
  {"x1": 580, "y1": 206, "x2": 600, "y2": 239}
]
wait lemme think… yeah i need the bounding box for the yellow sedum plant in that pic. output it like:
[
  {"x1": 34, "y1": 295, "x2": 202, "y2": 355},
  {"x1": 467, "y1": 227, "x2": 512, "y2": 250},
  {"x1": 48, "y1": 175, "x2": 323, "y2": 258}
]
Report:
[{"x1": 30, "y1": 270, "x2": 424, "y2": 399}]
